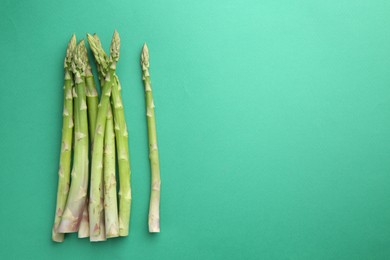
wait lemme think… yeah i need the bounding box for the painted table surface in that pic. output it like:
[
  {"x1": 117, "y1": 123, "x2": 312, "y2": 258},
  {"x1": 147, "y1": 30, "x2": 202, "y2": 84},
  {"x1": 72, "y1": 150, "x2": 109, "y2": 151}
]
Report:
[{"x1": 0, "y1": 0, "x2": 390, "y2": 259}]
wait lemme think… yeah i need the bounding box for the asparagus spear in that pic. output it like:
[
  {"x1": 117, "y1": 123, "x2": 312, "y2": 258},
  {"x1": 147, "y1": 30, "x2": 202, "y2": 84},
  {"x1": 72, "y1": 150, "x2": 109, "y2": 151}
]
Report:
[
  {"x1": 52, "y1": 35, "x2": 76, "y2": 242},
  {"x1": 58, "y1": 40, "x2": 89, "y2": 233},
  {"x1": 88, "y1": 33, "x2": 131, "y2": 236},
  {"x1": 112, "y1": 67, "x2": 132, "y2": 236},
  {"x1": 88, "y1": 31, "x2": 120, "y2": 241},
  {"x1": 141, "y1": 43, "x2": 161, "y2": 233},
  {"x1": 87, "y1": 34, "x2": 109, "y2": 241},
  {"x1": 104, "y1": 106, "x2": 119, "y2": 238}
]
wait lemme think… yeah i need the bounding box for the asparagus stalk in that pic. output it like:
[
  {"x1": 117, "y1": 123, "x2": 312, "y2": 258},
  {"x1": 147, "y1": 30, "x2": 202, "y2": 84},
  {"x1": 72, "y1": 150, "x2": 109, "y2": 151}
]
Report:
[
  {"x1": 77, "y1": 40, "x2": 99, "y2": 239},
  {"x1": 58, "y1": 40, "x2": 89, "y2": 233},
  {"x1": 87, "y1": 33, "x2": 108, "y2": 241},
  {"x1": 88, "y1": 33, "x2": 131, "y2": 236},
  {"x1": 52, "y1": 35, "x2": 76, "y2": 242},
  {"x1": 88, "y1": 31, "x2": 120, "y2": 241},
  {"x1": 87, "y1": 36, "x2": 109, "y2": 239},
  {"x1": 104, "y1": 106, "x2": 119, "y2": 238},
  {"x1": 112, "y1": 66, "x2": 132, "y2": 236},
  {"x1": 141, "y1": 43, "x2": 161, "y2": 233}
]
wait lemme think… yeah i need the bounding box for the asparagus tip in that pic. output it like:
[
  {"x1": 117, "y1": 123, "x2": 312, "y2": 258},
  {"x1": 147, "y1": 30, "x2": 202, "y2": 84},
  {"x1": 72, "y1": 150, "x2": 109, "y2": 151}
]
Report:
[
  {"x1": 69, "y1": 34, "x2": 76, "y2": 48},
  {"x1": 110, "y1": 30, "x2": 120, "y2": 62},
  {"x1": 93, "y1": 34, "x2": 103, "y2": 49},
  {"x1": 143, "y1": 42, "x2": 148, "y2": 52},
  {"x1": 81, "y1": 40, "x2": 92, "y2": 76},
  {"x1": 64, "y1": 34, "x2": 77, "y2": 69},
  {"x1": 88, "y1": 33, "x2": 109, "y2": 77},
  {"x1": 141, "y1": 43, "x2": 149, "y2": 67},
  {"x1": 71, "y1": 40, "x2": 87, "y2": 83},
  {"x1": 77, "y1": 40, "x2": 87, "y2": 65}
]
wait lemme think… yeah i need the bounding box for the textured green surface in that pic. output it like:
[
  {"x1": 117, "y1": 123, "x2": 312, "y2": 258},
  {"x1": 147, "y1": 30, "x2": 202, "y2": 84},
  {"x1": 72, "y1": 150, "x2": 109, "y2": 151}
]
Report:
[{"x1": 1, "y1": 0, "x2": 390, "y2": 259}]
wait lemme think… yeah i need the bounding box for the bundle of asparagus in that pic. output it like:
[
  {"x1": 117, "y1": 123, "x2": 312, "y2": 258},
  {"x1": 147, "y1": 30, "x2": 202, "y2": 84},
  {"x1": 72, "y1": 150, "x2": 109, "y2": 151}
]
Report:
[
  {"x1": 52, "y1": 31, "x2": 161, "y2": 243},
  {"x1": 52, "y1": 31, "x2": 131, "y2": 242}
]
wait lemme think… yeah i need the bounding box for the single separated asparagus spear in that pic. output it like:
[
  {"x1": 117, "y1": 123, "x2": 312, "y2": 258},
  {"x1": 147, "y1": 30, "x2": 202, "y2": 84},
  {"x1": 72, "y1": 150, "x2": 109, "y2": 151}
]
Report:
[
  {"x1": 58, "y1": 40, "x2": 89, "y2": 233},
  {"x1": 103, "y1": 106, "x2": 119, "y2": 238},
  {"x1": 52, "y1": 35, "x2": 76, "y2": 242},
  {"x1": 141, "y1": 43, "x2": 161, "y2": 233},
  {"x1": 88, "y1": 31, "x2": 120, "y2": 241},
  {"x1": 88, "y1": 33, "x2": 131, "y2": 236}
]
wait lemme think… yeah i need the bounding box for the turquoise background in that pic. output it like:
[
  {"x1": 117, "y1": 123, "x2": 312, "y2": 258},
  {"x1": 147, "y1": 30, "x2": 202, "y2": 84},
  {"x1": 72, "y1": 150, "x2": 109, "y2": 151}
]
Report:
[{"x1": 1, "y1": 0, "x2": 390, "y2": 259}]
